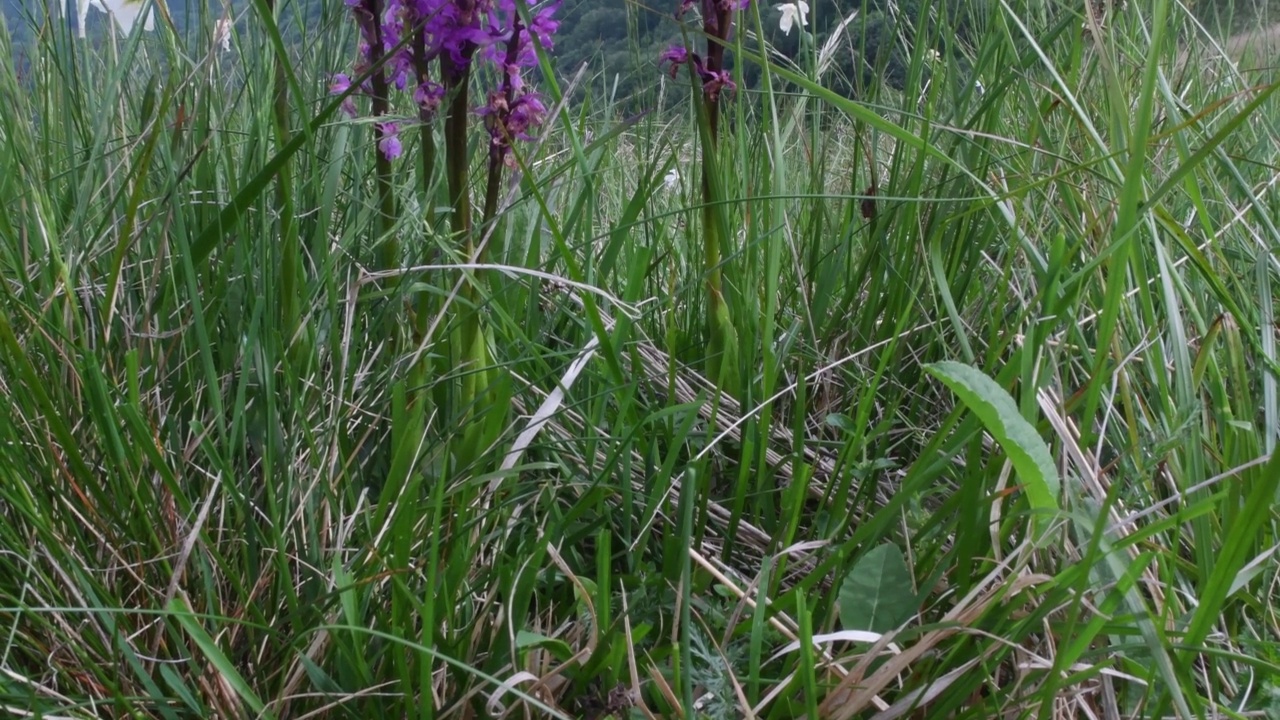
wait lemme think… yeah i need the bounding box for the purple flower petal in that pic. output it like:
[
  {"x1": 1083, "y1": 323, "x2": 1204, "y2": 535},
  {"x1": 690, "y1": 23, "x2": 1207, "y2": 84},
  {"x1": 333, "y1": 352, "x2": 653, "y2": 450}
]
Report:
[{"x1": 377, "y1": 122, "x2": 402, "y2": 160}]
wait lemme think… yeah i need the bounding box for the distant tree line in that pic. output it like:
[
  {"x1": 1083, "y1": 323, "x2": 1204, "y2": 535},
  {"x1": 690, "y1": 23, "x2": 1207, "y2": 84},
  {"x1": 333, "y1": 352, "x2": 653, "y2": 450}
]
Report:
[
  {"x1": 550, "y1": 0, "x2": 1276, "y2": 106},
  {"x1": 3, "y1": 0, "x2": 1270, "y2": 99},
  {"x1": 550, "y1": 0, "x2": 994, "y2": 106}
]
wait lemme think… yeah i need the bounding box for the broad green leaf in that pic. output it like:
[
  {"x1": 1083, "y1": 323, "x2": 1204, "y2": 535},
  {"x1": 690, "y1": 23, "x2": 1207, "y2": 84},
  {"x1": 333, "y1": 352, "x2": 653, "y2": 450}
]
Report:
[
  {"x1": 925, "y1": 361, "x2": 1061, "y2": 536},
  {"x1": 516, "y1": 630, "x2": 573, "y2": 662},
  {"x1": 838, "y1": 543, "x2": 915, "y2": 634},
  {"x1": 825, "y1": 413, "x2": 856, "y2": 432}
]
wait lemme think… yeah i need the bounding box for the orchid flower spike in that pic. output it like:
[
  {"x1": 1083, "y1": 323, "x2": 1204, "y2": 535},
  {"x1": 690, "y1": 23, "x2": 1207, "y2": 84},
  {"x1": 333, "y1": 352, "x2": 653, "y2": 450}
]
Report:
[
  {"x1": 776, "y1": 1, "x2": 808, "y2": 36},
  {"x1": 213, "y1": 17, "x2": 232, "y2": 53},
  {"x1": 664, "y1": 167, "x2": 681, "y2": 191},
  {"x1": 68, "y1": 0, "x2": 158, "y2": 38}
]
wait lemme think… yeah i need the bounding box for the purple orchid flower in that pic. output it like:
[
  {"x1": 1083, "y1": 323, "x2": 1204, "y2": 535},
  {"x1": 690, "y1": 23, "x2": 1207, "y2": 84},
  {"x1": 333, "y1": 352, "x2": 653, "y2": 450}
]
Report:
[
  {"x1": 335, "y1": 0, "x2": 558, "y2": 160},
  {"x1": 664, "y1": 0, "x2": 747, "y2": 102}
]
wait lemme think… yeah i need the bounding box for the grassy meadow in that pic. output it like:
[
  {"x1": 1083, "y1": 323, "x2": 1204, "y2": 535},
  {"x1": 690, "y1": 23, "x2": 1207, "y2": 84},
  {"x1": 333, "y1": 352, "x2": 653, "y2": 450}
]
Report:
[{"x1": 2, "y1": 0, "x2": 1280, "y2": 718}]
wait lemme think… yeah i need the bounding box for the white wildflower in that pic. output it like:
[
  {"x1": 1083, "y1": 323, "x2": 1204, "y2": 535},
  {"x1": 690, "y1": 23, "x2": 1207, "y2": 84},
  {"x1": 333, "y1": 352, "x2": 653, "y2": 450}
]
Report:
[
  {"x1": 776, "y1": 1, "x2": 809, "y2": 36},
  {"x1": 214, "y1": 18, "x2": 232, "y2": 53},
  {"x1": 68, "y1": 0, "x2": 156, "y2": 38},
  {"x1": 664, "y1": 167, "x2": 681, "y2": 191}
]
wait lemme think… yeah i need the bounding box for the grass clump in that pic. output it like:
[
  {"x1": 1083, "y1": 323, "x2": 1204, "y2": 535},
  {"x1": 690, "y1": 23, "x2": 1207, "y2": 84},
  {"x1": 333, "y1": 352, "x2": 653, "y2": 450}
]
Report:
[{"x1": 2, "y1": 0, "x2": 1280, "y2": 718}]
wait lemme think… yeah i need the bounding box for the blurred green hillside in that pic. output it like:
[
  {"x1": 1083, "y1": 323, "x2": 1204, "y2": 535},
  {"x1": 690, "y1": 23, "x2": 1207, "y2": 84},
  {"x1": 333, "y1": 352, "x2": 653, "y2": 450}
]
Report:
[
  {"x1": 551, "y1": 0, "x2": 1279, "y2": 102},
  {"x1": 3, "y1": 0, "x2": 1275, "y2": 99},
  {"x1": 550, "y1": 0, "x2": 1020, "y2": 103}
]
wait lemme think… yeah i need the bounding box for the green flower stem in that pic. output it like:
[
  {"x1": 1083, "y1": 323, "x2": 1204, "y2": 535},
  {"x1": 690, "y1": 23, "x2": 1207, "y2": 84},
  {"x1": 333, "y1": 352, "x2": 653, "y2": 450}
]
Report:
[
  {"x1": 367, "y1": 0, "x2": 396, "y2": 266},
  {"x1": 413, "y1": 32, "x2": 438, "y2": 230},
  {"x1": 442, "y1": 58, "x2": 472, "y2": 246},
  {"x1": 442, "y1": 51, "x2": 494, "y2": 463},
  {"x1": 411, "y1": 31, "x2": 439, "y2": 352},
  {"x1": 265, "y1": 0, "x2": 298, "y2": 331},
  {"x1": 696, "y1": 4, "x2": 740, "y2": 396}
]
